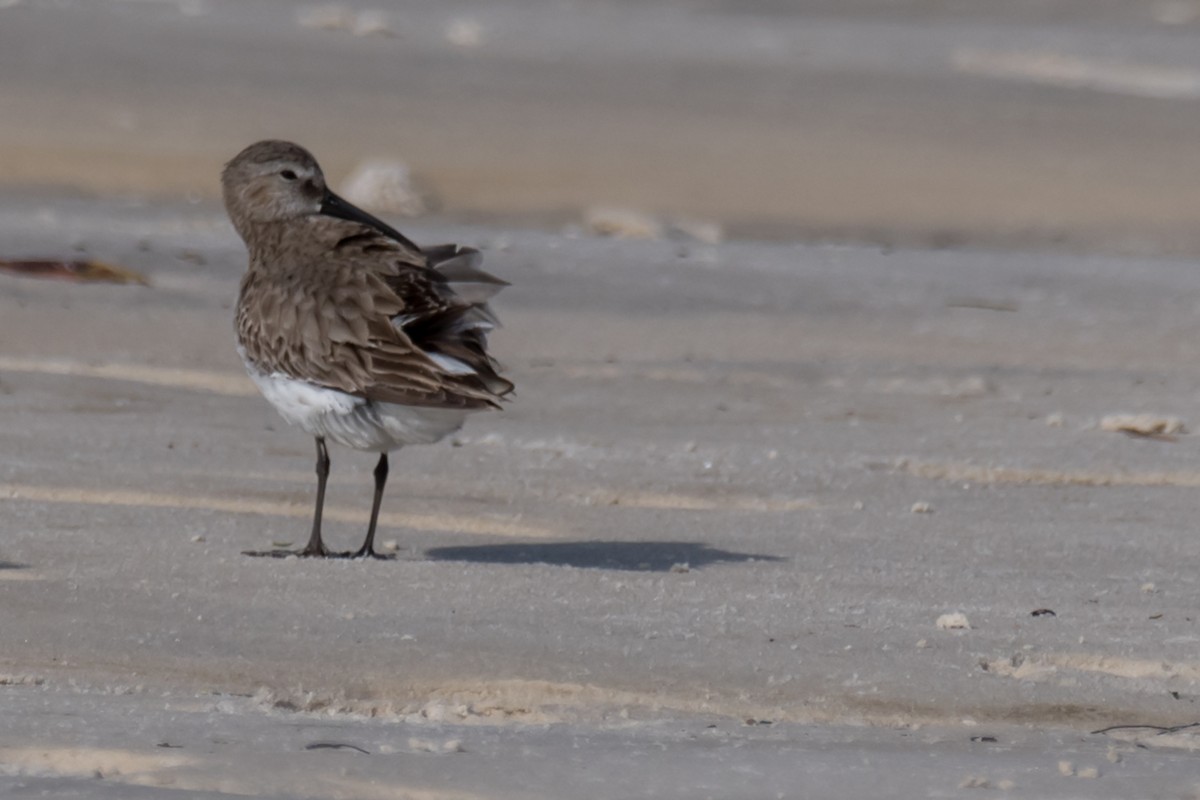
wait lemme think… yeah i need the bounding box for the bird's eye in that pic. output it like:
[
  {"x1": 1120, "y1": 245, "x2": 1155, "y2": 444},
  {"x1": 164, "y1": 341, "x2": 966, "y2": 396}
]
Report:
[{"x1": 280, "y1": 169, "x2": 298, "y2": 181}]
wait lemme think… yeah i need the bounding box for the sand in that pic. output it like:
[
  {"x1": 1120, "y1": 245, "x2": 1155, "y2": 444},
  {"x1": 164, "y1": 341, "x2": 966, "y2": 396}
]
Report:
[
  {"x1": 5, "y1": 0, "x2": 1200, "y2": 252},
  {"x1": 2, "y1": 197, "x2": 1200, "y2": 795},
  {"x1": 5, "y1": 1, "x2": 1200, "y2": 796}
]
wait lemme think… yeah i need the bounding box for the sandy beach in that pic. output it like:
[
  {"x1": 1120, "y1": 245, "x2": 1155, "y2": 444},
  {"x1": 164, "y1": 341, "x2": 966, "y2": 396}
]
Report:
[
  {"x1": 4, "y1": 1, "x2": 1200, "y2": 797},
  {"x1": 6, "y1": 0, "x2": 1200, "y2": 251}
]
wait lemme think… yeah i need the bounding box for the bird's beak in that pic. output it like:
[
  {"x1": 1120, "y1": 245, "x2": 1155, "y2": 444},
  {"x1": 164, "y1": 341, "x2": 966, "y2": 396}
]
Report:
[{"x1": 319, "y1": 190, "x2": 419, "y2": 251}]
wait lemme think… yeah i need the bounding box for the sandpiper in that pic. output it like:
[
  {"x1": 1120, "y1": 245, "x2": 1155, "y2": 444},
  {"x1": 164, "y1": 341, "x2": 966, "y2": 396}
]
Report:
[{"x1": 221, "y1": 140, "x2": 513, "y2": 558}]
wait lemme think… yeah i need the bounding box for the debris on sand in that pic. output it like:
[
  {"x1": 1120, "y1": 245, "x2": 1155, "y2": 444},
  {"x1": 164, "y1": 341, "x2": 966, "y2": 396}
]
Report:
[
  {"x1": 1057, "y1": 760, "x2": 1098, "y2": 778},
  {"x1": 0, "y1": 674, "x2": 44, "y2": 686},
  {"x1": 304, "y1": 741, "x2": 370, "y2": 754},
  {"x1": 583, "y1": 206, "x2": 664, "y2": 240},
  {"x1": 0, "y1": 259, "x2": 149, "y2": 286},
  {"x1": 936, "y1": 612, "x2": 971, "y2": 630},
  {"x1": 1099, "y1": 413, "x2": 1186, "y2": 437},
  {"x1": 408, "y1": 737, "x2": 465, "y2": 754},
  {"x1": 581, "y1": 207, "x2": 725, "y2": 244},
  {"x1": 339, "y1": 159, "x2": 430, "y2": 217}
]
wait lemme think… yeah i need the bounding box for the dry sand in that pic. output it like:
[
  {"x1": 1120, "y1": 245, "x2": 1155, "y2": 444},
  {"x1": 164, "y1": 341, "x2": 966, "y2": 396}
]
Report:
[{"x1": 2, "y1": 197, "x2": 1200, "y2": 795}]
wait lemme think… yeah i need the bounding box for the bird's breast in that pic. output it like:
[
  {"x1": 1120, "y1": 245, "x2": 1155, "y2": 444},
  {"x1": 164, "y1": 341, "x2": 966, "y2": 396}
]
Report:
[{"x1": 239, "y1": 348, "x2": 466, "y2": 451}]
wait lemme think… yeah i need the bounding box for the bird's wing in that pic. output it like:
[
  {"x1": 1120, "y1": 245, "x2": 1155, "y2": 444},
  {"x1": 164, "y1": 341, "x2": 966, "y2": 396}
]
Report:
[{"x1": 303, "y1": 219, "x2": 512, "y2": 408}]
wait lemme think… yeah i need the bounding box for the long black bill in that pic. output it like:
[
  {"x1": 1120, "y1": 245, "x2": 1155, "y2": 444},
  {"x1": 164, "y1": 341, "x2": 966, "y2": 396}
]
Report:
[{"x1": 319, "y1": 190, "x2": 421, "y2": 252}]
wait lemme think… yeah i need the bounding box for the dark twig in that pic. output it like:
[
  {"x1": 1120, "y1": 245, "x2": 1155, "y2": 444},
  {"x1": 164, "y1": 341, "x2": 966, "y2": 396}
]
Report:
[
  {"x1": 1091, "y1": 721, "x2": 1200, "y2": 736},
  {"x1": 305, "y1": 742, "x2": 371, "y2": 754}
]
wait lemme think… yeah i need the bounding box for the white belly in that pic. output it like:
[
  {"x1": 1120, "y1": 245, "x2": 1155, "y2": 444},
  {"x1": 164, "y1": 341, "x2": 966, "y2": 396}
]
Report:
[{"x1": 244, "y1": 364, "x2": 467, "y2": 452}]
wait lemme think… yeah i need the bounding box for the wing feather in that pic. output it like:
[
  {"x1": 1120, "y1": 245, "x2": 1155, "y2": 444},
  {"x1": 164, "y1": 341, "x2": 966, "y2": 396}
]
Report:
[{"x1": 237, "y1": 217, "x2": 513, "y2": 410}]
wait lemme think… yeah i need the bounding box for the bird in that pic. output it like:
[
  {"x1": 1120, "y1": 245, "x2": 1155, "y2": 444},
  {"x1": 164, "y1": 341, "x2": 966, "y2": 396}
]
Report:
[{"x1": 221, "y1": 140, "x2": 513, "y2": 558}]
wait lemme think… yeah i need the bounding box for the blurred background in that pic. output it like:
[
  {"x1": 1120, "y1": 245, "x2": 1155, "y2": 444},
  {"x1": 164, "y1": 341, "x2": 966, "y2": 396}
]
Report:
[{"x1": 3, "y1": 0, "x2": 1200, "y2": 254}]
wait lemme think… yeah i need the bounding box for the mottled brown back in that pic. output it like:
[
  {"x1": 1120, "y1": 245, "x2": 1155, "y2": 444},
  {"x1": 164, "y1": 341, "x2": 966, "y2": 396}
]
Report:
[{"x1": 236, "y1": 217, "x2": 512, "y2": 409}]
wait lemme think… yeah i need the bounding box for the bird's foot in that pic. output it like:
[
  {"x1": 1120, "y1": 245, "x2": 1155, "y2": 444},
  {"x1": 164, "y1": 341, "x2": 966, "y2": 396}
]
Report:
[{"x1": 349, "y1": 546, "x2": 396, "y2": 561}]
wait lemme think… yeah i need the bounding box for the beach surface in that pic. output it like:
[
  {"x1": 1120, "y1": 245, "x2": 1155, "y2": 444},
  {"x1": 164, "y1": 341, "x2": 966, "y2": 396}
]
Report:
[
  {"x1": 5, "y1": 0, "x2": 1200, "y2": 251},
  {"x1": 4, "y1": 1, "x2": 1200, "y2": 797},
  {"x1": 4, "y1": 200, "x2": 1200, "y2": 796}
]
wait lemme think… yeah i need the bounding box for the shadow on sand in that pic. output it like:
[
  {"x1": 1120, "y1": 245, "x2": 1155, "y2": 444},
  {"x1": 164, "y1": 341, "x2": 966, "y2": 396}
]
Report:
[{"x1": 425, "y1": 540, "x2": 782, "y2": 572}]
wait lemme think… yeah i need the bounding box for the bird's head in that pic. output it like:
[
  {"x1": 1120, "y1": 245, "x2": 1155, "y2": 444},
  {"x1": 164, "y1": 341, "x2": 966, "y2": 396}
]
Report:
[{"x1": 221, "y1": 140, "x2": 327, "y2": 240}]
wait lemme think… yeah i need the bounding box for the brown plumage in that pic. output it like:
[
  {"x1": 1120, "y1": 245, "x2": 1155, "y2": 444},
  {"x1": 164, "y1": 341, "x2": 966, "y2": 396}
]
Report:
[
  {"x1": 221, "y1": 139, "x2": 512, "y2": 558},
  {"x1": 226, "y1": 140, "x2": 511, "y2": 410}
]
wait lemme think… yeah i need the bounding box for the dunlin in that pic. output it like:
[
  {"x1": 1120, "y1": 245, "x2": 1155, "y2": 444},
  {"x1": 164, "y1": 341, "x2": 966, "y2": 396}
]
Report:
[{"x1": 222, "y1": 140, "x2": 513, "y2": 558}]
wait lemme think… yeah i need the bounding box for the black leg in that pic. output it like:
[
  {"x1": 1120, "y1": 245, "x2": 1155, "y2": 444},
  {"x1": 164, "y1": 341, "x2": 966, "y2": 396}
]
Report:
[
  {"x1": 298, "y1": 437, "x2": 332, "y2": 556},
  {"x1": 352, "y1": 452, "x2": 392, "y2": 559},
  {"x1": 244, "y1": 437, "x2": 336, "y2": 558}
]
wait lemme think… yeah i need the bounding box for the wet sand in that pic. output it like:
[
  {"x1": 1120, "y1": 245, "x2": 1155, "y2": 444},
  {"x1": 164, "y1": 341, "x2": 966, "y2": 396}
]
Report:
[{"x1": 5, "y1": 0, "x2": 1200, "y2": 252}]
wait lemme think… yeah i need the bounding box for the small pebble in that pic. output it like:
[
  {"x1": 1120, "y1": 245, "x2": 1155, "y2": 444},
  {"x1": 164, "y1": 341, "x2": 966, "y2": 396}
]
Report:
[
  {"x1": 936, "y1": 612, "x2": 971, "y2": 630},
  {"x1": 583, "y1": 206, "x2": 663, "y2": 240}
]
